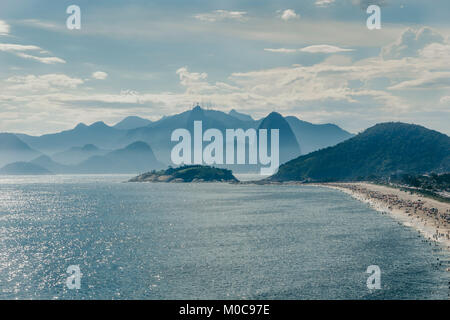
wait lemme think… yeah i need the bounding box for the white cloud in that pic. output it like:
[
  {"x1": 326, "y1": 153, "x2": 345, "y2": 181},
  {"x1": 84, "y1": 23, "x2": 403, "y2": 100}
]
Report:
[
  {"x1": 440, "y1": 96, "x2": 450, "y2": 104},
  {"x1": 18, "y1": 19, "x2": 60, "y2": 30},
  {"x1": 0, "y1": 21, "x2": 65, "y2": 64},
  {"x1": 5, "y1": 74, "x2": 84, "y2": 91},
  {"x1": 315, "y1": 0, "x2": 335, "y2": 7},
  {"x1": 176, "y1": 67, "x2": 228, "y2": 94},
  {"x1": 194, "y1": 10, "x2": 247, "y2": 22},
  {"x1": 0, "y1": 42, "x2": 65, "y2": 64},
  {"x1": 264, "y1": 48, "x2": 299, "y2": 53},
  {"x1": 300, "y1": 45, "x2": 354, "y2": 53},
  {"x1": 279, "y1": 9, "x2": 299, "y2": 21},
  {"x1": 381, "y1": 27, "x2": 445, "y2": 60},
  {"x1": 0, "y1": 43, "x2": 43, "y2": 52},
  {"x1": 264, "y1": 45, "x2": 354, "y2": 54},
  {"x1": 176, "y1": 67, "x2": 207, "y2": 84},
  {"x1": 165, "y1": 31, "x2": 448, "y2": 116},
  {"x1": 0, "y1": 20, "x2": 10, "y2": 35},
  {"x1": 19, "y1": 9, "x2": 404, "y2": 48},
  {"x1": 4, "y1": 44, "x2": 446, "y2": 125},
  {"x1": 419, "y1": 43, "x2": 450, "y2": 59},
  {"x1": 92, "y1": 71, "x2": 108, "y2": 80},
  {"x1": 377, "y1": 27, "x2": 450, "y2": 93},
  {"x1": 1, "y1": 25, "x2": 449, "y2": 135},
  {"x1": 14, "y1": 52, "x2": 65, "y2": 64},
  {"x1": 388, "y1": 72, "x2": 450, "y2": 90}
]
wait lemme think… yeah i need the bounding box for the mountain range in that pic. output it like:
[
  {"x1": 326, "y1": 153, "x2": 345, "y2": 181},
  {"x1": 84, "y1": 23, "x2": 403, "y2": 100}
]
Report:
[
  {"x1": 121, "y1": 106, "x2": 352, "y2": 165},
  {"x1": 1, "y1": 106, "x2": 354, "y2": 174},
  {"x1": 16, "y1": 121, "x2": 124, "y2": 153},
  {"x1": 1, "y1": 141, "x2": 164, "y2": 175},
  {"x1": 52, "y1": 144, "x2": 109, "y2": 165}
]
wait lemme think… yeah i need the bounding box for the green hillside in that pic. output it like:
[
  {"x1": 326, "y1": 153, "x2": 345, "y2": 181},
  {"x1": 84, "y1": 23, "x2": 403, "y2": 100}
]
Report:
[{"x1": 269, "y1": 122, "x2": 450, "y2": 182}]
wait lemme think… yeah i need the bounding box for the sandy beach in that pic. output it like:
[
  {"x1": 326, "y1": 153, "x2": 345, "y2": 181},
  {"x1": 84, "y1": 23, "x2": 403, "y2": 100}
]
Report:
[{"x1": 315, "y1": 182, "x2": 450, "y2": 251}]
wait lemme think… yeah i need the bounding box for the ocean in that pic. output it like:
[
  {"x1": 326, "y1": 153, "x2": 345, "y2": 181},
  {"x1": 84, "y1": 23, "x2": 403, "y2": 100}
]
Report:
[{"x1": 0, "y1": 175, "x2": 448, "y2": 299}]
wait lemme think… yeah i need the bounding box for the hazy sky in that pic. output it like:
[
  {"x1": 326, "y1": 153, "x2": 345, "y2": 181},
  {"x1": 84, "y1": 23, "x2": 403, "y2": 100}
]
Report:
[{"x1": 0, "y1": 0, "x2": 449, "y2": 135}]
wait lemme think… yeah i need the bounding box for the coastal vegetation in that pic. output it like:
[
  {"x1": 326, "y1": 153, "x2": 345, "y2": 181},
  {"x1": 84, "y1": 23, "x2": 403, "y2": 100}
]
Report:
[
  {"x1": 269, "y1": 122, "x2": 450, "y2": 182},
  {"x1": 381, "y1": 173, "x2": 450, "y2": 203},
  {"x1": 393, "y1": 173, "x2": 450, "y2": 193}
]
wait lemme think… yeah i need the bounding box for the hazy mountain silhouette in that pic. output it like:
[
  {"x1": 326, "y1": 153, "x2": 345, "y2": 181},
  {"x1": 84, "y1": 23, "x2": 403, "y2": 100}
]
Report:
[
  {"x1": 124, "y1": 107, "x2": 351, "y2": 164},
  {"x1": 75, "y1": 141, "x2": 164, "y2": 173},
  {"x1": 0, "y1": 133, "x2": 41, "y2": 167},
  {"x1": 0, "y1": 161, "x2": 51, "y2": 175},
  {"x1": 52, "y1": 144, "x2": 109, "y2": 165},
  {"x1": 17, "y1": 121, "x2": 126, "y2": 153},
  {"x1": 186, "y1": 105, "x2": 231, "y2": 131},
  {"x1": 229, "y1": 109, "x2": 254, "y2": 122},
  {"x1": 125, "y1": 106, "x2": 256, "y2": 164},
  {"x1": 113, "y1": 116, "x2": 152, "y2": 130},
  {"x1": 31, "y1": 155, "x2": 71, "y2": 174},
  {"x1": 285, "y1": 116, "x2": 354, "y2": 154},
  {"x1": 1, "y1": 141, "x2": 164, "y2": 174},
  {"x1": 270, "y1": 122, "x2": 450, "y2": 182},
  {"x1": 6, "y1": 107, "x2": 353, "y2": 170},
  {"x1": 258, "y1": 112, "x2": 302, "y2": 164},
  {"x1": 188, "y1": 106, "x2": 254, "y2": 128}
]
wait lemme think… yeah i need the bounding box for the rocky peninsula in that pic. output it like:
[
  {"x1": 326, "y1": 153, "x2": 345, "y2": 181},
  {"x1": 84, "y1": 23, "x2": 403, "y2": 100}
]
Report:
[{"x1": 129, "y1": 165, "x2": 239, "y2": 183}]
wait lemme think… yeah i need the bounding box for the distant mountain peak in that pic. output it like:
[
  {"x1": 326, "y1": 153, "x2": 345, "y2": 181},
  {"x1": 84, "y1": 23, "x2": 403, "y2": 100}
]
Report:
[
  {"x1": 123, "y1": 116, "x2": 144, "y2": 120},
  {"x1": 191, "y1": 105, "x2": 205, "y2": 116},
  {"x1": 285, "y1": 116, "x2": 354, "y2": 154},
  {"x1": 187, "y1": 105, "x2": 207, "y2": 123},
  {"x1": 81, "y1": 144, "x2": 99, "y2": 151},
  {"x1": 33, "y1": 154, "x2": 52, "y2": 162},
  {"x1": 0, "y1": 133, "x2": 33, "y2": 151},
  {"x1": 113, "y1": 116, "x2": 152, "y2": 130},
  {"x1": 75, "y1": 123, "x2": 87, "y2": 129},
  {"x1": 90, "y1": 121, "x2": 109, "y2": 128},
  {"x1": 259, "y1": 112, "x2": 291, "y2": 129},
  {"x1": 76, "y1": 140, "x2": 163, "y2": 174},
  {"x1": 365, "y1": 122, "x2": 432, "y2": 134},
  {"x1": 74, "y1": 121, "x2": 109, "y2": 130},
  {"x1": 0, "y1": 133, "x2": 41, "y2": 167},
  {"x1": 124, "y1": 141, "x2": 151, "y2": 151},
  {"x1": 258, "y1": 112, "x2": 302, "y2": 164},
  {"x1": 229, "y1": 109, "x2": 253, "y2": 122},
  {"x1": 266, "y1": 111, "x2": 283, "y2": 120}
]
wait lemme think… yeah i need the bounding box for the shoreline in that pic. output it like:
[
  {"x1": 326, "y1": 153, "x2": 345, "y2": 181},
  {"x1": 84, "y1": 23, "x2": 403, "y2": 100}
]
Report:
[{"x1": 312, "y1": 182, "x2": 450, "y2": 251}]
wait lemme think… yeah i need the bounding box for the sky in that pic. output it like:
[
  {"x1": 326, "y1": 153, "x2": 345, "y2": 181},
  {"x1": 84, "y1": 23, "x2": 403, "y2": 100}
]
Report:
[{"x1": 0, "y1": 0, "x2": 449, "y2": 135}]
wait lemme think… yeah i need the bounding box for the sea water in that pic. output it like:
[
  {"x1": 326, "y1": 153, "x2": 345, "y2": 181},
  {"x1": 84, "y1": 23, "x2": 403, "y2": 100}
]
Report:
[{"x1": 0, "y1": 175, "x2": 448, "y2": 299}]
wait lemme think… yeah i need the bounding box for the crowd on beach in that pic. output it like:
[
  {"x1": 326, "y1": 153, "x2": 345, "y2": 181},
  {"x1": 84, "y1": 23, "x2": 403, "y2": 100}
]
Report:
[{"x1": 328, "y1": 184, "x2": 450, "y2": 243}]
